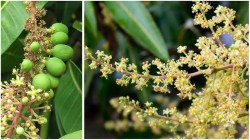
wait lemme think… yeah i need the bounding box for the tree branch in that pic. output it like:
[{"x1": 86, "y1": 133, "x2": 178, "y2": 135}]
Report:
[
  {"x1": 30, "y1": 1, "x2": 36, "y2": 20},
  {"x1": 6, "y1": 104, "x2": 23, "y2": 138},
  {"x1": 87, "y1": 54, "x2": 234, "y2": 80}
]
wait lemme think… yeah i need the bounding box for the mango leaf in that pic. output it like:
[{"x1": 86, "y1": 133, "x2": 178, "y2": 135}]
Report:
[
  {"x1": 73, "y1": 20, "x2": 82, "y2": 32},
  {"x1": 59, "y1": 130, "x2": 82, "y2": 139},
  {"x1": 84, "y1": 61, "x2": 94, "y2": 98},
  {"x1": 62, "y1": 2, "x2": 81, "y2": 25},
  {"x1": 55, "y1": 1, "x2": 81, "y2": 25},
  {"x1": 104, "y1": 1, "x2": 169, "y2": 61},
  {"x1": 236, "y1": 1, "x2": 249, "y2": 24},
  {"x1": 1, "y1": 1, "x2": 47, "y2": 54},
  {"x1": 1, "y1": 39, "x2": 24, "y2": 73},
  {"x1": 54, "y1": 61, "x2": 82, "y2": 135},
  {"x1": 152, "y1": 2, "x2": 182, "y2": 44},
  {"x1": 84, "y1": 1, "x2": 97, "y2": 36}
]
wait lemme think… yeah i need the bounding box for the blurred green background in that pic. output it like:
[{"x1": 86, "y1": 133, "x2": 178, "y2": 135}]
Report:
[{"x1": 84, "y1": 1, "x2": 248, "y2": 139}]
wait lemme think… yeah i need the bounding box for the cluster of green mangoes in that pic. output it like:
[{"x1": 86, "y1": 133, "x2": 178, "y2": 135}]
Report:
[{"x1": 21, "y1": 23, "x2": 74, "y2": 92}]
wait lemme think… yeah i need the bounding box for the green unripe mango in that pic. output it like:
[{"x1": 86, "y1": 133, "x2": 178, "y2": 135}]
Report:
[
  {"x1": 51, "y1": 32, "x2": 68, "y2": 45},
  {"x1": 16, "y1": 127, "x2": 24, "y2": 135},
  {"x1": 32, "y1": 74, "x2": 51, "y2": 90},
  {"x1": 46, "y1": 57, "x2": 66, "y2": 76},
  {"x1": 30, "y1": 41, "x2": 40, "y2": 52},
  {"x1": 46, "y1": 74, "x2": 59, "y2": 89},
  {"x1": 21, "y1": 59, "x2": 33, "y2": 72},
  {"x1": 52, "y1": 44, "x2": 74, "y2": 61},
  {"x1": 51, "y1": 23, "x2": 68, "y2": 34},
  {"x1": 22, "y1": 97, "x2": 29, "y2": 104}
]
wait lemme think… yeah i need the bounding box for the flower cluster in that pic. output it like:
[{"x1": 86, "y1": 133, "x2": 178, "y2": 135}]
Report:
[
  {"x1": 104, "y1": 96, "x2": 189, "y2": 137},
  {"x1": 192, "y1": 1, "x2": 249, "y2": 42},
  {"x1": 1, "y1": 72, "x2": 52, "y2": 139},
  {"x1": 85, "y1": 2, "x2": 248, "y2": 139},
  {"x1": 1, "y1": 2, "x2": 53, "y2": 139}
]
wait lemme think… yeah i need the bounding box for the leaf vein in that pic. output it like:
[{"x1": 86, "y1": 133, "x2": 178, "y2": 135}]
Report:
[{"x1": 68, "y1": 62, "x2": 82, "y2": 94}]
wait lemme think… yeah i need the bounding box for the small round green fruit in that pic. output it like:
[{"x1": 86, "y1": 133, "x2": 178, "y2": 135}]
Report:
[
  {"x1": 8, "y1": 114, "x2": 13, "y2": 119},
  {"x1": 46, "y1": 74, "x2": 59, "y2": 89},
  {"x1": 22, "y1": 97, "x2": 29, "y2": 104},
  {"x1": 51, "y1": 32, "x2": 68, "y2": 45},
  {"x1": 21, "y1": 59, "x2": 33, "y2": 72},
  {"x1": 46, "y1": 57, "x2": 66, "y2": 76},
  {"x1": 16, "y1": 127, "x2": 24, "y2": 135},
  {"x1": 32, "y1": 74, "x2": 51, "y2": 90},
  {"x1": 39, "y1": 117, "x2": 47, "y2": 124},
  {"x1": 50, "y1": 23, "x2": 68, "y2": 34},
  {"x1": 30, "y1": 41, "x2": 40, "y2": 52},
  {"x1": 52, "y1": 44, "x2": 74, "y2": 61}
]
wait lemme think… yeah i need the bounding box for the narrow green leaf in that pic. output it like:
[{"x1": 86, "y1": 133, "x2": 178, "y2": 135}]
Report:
[
  {"x1": 116, "y1": 32, "x2": 129, "y2": 58},
  {"x1": 84, "y1": 1, "x2": 97, "y2": 36},
  {"x1": 104, "y1": 1, "x2": 169, "y2": 61},
  {"x1": 84, "y1": 61, "x2": 94, "y2": 98},
  {"x1": 236, "y1": 1, "x2": 249, "y2": 24},
  {"x1": 62, "y1": 2, "x2": 81, "y2": 25},
  {"x1": 54, "y1": 61, "x2": 82, "y2": 134},
  {"x1": 59, "y1": 130, "x2": 82, "y2": 139},
  {"x1": 54, "y1": 1, "x2": 81, "y2": 25},
  {"x1": 1, "y1": 1, "x2": 47, "y2": 54},
  {"x1": 73, "y1": 20, "x2": 82, "y2": 32}
]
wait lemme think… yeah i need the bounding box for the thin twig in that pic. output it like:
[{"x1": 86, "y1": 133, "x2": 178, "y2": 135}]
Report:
[
  {"x1": 228, "y1": 65, "x2": 235, "y2": 97},
  {"x1": 238, "y1": 112, "x2": 249, "y2": 118},
  {"x1": 6, "y1": 104, "x2": 23, "y2": 138},
  {"x1": 28, "y1": 99, "x2": 37, "y2": 105},
  {"x1": 134, "y1": 106, "x2": 193, "y2": 123},
  {"x1": 20, "y1": 115, "x2": 30, "y2": 121},
  {"x1": 26, "y1": 106, "x2": 39, "y2": 118},
  {"x1": 88, "y1": 54, "x2": 234, "y2": 80},
  {"x1": 30, "y1": 2, "x2": 36, "y2": 19},
  {"x1": 32, "y1": 106, "x2": 45, "y2": 110},
  {"x1": 154, "y1": 114, "x2": 193, "y2": 123}
]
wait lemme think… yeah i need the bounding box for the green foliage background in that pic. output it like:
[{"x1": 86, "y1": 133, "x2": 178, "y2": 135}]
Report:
[{"x1": 84, "y1": 1, "x2": 248, "y2": 138}]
